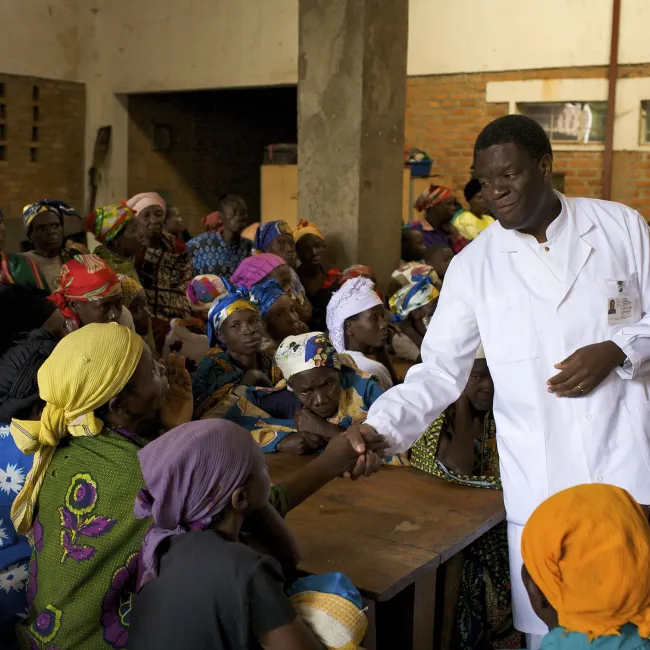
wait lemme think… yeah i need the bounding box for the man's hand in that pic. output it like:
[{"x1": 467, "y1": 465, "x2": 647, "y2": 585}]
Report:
[
  {"x1": 547, "y1": 341, "x2": 626, "y2": 397},
  {"x1": 342, "y1": 424, "x2": 391, "y2": 480},
  {"x1": 160, "y1": 354, "x2": 193, "y2": 429}
]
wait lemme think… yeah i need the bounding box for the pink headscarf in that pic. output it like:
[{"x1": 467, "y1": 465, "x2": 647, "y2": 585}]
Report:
[
  {"x1": 126, "y1": 192, "x2": 166, "y2": 215},
  {"x1": 230, "y1": 253, "x2": 285, "y2": 289},
  {"x1": 134, "y1": 420, "x2": 262, "y2": 589}
]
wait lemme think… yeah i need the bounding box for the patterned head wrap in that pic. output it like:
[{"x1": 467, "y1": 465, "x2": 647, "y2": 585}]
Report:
[
  {"x1": 230, "y1": 253, "x2": 285, "y2": 290},
  {"x1": 126, "y1": 192, "x2": 166, "y2": 215},
  {"x1": 85, "y1": 203, "x2": 135, "y2": 244},
  {"x1": 249, "y1": 279, "x2": 287, "y2": 318},
  {"x1": 254, "y1": 220, "x2": 293, "y2": 252},
  {"x1": 522, "y1": 484, "x2": 650, "y2": 640},
  {"x1": 0, "y1": 329, "x2": 57, "y2": 423},
  {"x1": 275, "y1": 332, "x2": 340, "y2": 381},
  {"x1": 288, "y1": 573, "x2": 368, "y2": 650},
  {"x1": 389, "y1": 275, "x2": 439, "y2": 323},
  {"x1": 186, "y1": 275, "x2": 227, "y2": 313},
  {"x1": 414, "y1": 185, "x2": 453, "y2": 212},
  {"x1": 293, "y1": 219, "x2": 324, "y2": 243},
  {"x1": 201, "y1": 211, "x2": 221, "y2": 231},
  {"x1": 118, "y1": 275, "x2": 144, "y2": 309},
  {"x1": 135, "y1": 420, "x2": 261, "y2": 589},
  {"x1": 326, "y1": 277, "x2": 383, "y2": 353},
  {"x1": 464, "y1": 178, "x2": 482, "y2": 203},
  {"x1": 49, "y1": 254, "x2": 122, "y2": 326},
  {"x1": 10, "y1": 322, "x2": 144, "y2": 534},
  {"x1": 23, "y1": 200, "x2": 79, "y2": 231},
  {"x1": 338, "y1": 265, "x2": 376, "y2": 287},
  {"x1": 206, "y1": 285, "x2": 258, "y2": 346}
]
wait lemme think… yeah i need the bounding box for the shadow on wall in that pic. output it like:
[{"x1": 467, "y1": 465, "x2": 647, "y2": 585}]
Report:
[{"x1": 127, "y1": 86, "x2": 297, "y2": 234}]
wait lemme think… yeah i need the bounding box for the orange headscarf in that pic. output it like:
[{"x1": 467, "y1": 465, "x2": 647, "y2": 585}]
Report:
[{"x1": 521, "y1": 483, "x2": 650, "y2": 640}]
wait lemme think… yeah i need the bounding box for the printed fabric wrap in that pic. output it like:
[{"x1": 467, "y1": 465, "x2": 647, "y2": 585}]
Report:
[
  {"x1": 249, "y1": 278, "x2": 287, "y2": 317},
  {"x1": 413, "y1": 185, "x2": 453, "y2": 212},
  {"x1": 48, "y1": 254, "x2": 122, "y2": 326},
  {"x1": 287, "y1": 573, "x2": 367, "y2": 650},
  {"x1": 389, "y1": 274, "x2": 439, "y2": 323},
  {"x1": 22, "y1": 200, "x2": 79, "y2": 231},
  {"x1": 9, "y1": 323, "x2": 143, "y2": 535},
  {"x1": 186, "y1": 274, "x2": 227, "y2": 313},
  {"x1": 254, "y1": 220, "x2": 293, "y2": 252},
  {"x1": 275, "y1": 332, "x2": 340, "y2": 381},
  {"x1": 206, "y1": 285, "x2": 259, "y2": 347},
  {"x1": 85, "y1": 204, "x2": 135, "y2": 244}
]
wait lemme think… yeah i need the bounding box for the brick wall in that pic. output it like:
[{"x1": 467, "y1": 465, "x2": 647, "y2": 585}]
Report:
[
  {"x1": 128, "y1": 87, "x2": 297, "y2": 234},
  {"x1": 0, "y1": 73, "x2": 85, "y2": 251},
  {"x1": 405, "y1": 64, "x2": 650, "y2": 218}
]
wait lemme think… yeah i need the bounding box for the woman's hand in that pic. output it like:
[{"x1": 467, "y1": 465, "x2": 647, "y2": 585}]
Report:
[
  {"x1": 241, "y1": 369, "x2": 273, "y2": 387},
  {"x1": 294, "y1": 408, "x2": 342, "y2": 442},
  {"x1": 276, "y1": 432, "x2": 320, "y2": 455},
  {"x1": 160, "y1": 353, "x2": 193, "y2": 430}
]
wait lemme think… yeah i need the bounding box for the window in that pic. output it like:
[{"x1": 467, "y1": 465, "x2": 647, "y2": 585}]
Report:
[
  {"x1": 33, "y1": 106, "x2": 39, "y2": 122},
  {"x1": 0, "y1": 83, "x2": 5, "y2": 98},
  {"x1": 0, "y1": 146, "x2": 6, "y2": 161},
  {"x1": 517, "y1": 102, "x2": 607, "y2": 144},
  {"x1": 32, "y1": 127, "x2": 39, "y2": 142},
  {"x1": 640, "y1": 101, "x2": 650, "y2": 144},
  {"x1": 32, "y1": 86, "x2": 39, "y2": 101},
  {"x1": 0, "y1": 104, "x2": 6, "y2": 120},
  {"x1": 0, "y1": 124, "x2": 5, "y2": 140},
  {"x1": 30, "y1": 147, "x2": 38, "y2": 163}
]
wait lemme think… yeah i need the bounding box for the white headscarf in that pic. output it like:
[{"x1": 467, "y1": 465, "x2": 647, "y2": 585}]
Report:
[
  {"x1": 325, "y1": 277, "x2": 383, "y2": 352},
  {"x1": 275, "y1": 332, "x2": 341, "y2": 381}
]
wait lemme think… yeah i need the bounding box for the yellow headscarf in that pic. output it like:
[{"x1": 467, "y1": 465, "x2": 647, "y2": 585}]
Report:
[
  {"x1": 521, "y1": 484, "x2": 650, "y2": 640},
  {"x1": 293, "y1": 219, "x2": 324, "y2": 243},
  {"x1": 10, "y1": 323, "x2": 144, "y2": 534}
]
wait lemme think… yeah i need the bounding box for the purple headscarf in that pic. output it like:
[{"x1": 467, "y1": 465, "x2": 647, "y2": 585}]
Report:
[
  {"x1": 134, "y1": 420, "x2": 262, "y2": 590},
  {"x1": 230, "y1": 253, "x2": 285, "y2": 289}
]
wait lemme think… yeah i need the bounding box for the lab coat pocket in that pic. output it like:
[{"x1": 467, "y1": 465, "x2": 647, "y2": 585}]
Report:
[
  {"x1": 475, "y1": 294, "x2": 539, "y2": 365},
  {"x1": 624, "y1": 400, "x2": 650, "y2": 470}
]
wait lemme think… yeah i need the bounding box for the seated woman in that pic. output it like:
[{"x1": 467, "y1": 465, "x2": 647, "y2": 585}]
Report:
[
  {"x1": 520, "y1": 484, "x2": 650, "y2": 650},
  {"x1": 250, "y1": 278, "x2": 307, "y2": 356},
  {"x1": 254, "y1": 221, "x2": 313, "y2": 324},
  {"x1": 225, "y1": 332, "x2": 407, "y2": 465},
  {"x1": 294, "y1": 220, "x2": 340, "y2": 330},
  {"x1": 410, "y1": 346, "x2": 522, "y2": 649},
  {"x1": 389, "y1": 275, "x2": 439, "y2": 350},
  {"x1": 231, "y1": 252, "x2": 293, "y2": 293},
  {"x1": 326, "y1": 276, "x2": 396, "y2": 390},
  {"x1": 49, "y1": 253, "x2": 133, "y2": 331},
  {"x1": 451, "y1": 178, "x2": 495, "y2": 242},
  {"x1": 0, "y1": 330, "x2": 58, "y2": 649},
  {"x1": 128, "y1": 420, "x2": 368, "y2": 650},
  {"x1": 0, "y1": 208, "x2": 47, "y2": 289},
  {"x1": 130, "y1": 192, "x2": 193, "y2": 352},
  {"x1": 119, "y1": 274, "x2": 157, "y2": 351},
  {"x1": 192, "y1": 287, "x2": 283, "y2": 419},
  {"x1": 411, "y1": 185, "x2": 468, "y2": 254},
  {"x1": 162, "y1": 274, "x2": 227, "y2": 373},
  {"x1": 390, "y1": 227, "x2": 439, "y2": 295},
  {"x1": 86, "y1": 203, "x2": 147, "y2": 282}
]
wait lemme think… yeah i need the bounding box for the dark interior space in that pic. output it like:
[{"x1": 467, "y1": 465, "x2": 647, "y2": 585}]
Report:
[{"x1": 128, "y1": 85, "x2": 297, "y2": 233}]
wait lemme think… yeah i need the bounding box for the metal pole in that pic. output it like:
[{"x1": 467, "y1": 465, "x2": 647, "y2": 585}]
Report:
[{"x1": 603, "y1": 0, "x2": 621, "y2": 201}]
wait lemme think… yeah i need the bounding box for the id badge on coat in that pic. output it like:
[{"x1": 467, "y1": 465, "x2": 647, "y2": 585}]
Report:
[{"x1": 607, "y1": 280, "x2": 638, "y2": 325}]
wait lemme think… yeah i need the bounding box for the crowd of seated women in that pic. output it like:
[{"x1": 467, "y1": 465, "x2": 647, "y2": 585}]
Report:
[{"x1": 1, "y1": 180, "x2": 647, "y2": 650}]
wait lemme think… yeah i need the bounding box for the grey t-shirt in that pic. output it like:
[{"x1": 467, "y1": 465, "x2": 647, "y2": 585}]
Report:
[{"x1": 128, "y1": 529, "x2": 296, "y2": 650}]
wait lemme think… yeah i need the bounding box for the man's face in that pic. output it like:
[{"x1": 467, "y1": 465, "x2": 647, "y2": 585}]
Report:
[
  {"x1": 474, "y1": 142, "x2": 552, "y2": 232},
  {"x1": 220, "y1": 199, "x2": 248, "y2": 234}
]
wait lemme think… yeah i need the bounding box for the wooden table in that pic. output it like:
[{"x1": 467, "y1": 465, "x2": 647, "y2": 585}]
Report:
[{"x1": 267, "y1": 455, "x2": 505, "y2": 650}]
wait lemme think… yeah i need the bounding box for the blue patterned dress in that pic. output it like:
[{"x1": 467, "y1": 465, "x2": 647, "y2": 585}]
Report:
[
  {"x1": 0, "y1": 424, "x2": 34, "y2": 649},
  {"x1": 186, "y1": 232, "x2": 252, "y2": 277}
]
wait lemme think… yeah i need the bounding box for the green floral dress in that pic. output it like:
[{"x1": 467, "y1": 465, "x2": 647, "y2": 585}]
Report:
[{"x1": 410, "y1": 408, "x2": 524, "y2": 650}]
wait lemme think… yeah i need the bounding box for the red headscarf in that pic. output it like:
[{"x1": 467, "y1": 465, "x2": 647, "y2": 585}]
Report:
[{"x1": 49, "y1": 254, "x2": 122, "y2": 325}]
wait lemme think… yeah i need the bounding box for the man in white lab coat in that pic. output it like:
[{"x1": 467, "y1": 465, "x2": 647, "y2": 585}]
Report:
[{"x1": 351, "y1": 115, "x2": 650, "y2": 647}]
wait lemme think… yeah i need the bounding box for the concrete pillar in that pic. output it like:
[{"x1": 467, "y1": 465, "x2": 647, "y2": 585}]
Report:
[{"x1": 298, "y1": 0, "x2": 408, "y2": 290}]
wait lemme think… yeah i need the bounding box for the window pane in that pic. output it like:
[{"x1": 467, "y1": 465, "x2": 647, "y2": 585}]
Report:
[
  {"x1": 517, "y1": 102, "x2": 607, "y2": 143},
  {"x1": 641, "y1": 101, "x2": 650, "y2": 144}
]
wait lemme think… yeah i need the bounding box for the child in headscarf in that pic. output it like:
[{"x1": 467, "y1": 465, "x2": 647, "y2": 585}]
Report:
[
  {"x1": 128, "y1": 420, "x2": 367, "y2": 650},
  {"x1": 389, "y1": 275, "x2": 440, "y2": 351},
  {"x1": 521, "y1": 484, "x2": 650, "y2": 649}
]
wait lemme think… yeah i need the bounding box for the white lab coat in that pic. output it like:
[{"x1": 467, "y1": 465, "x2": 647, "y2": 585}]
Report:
[{"x1": 365, "y1": 193, "x2": 650, "y2": 634}]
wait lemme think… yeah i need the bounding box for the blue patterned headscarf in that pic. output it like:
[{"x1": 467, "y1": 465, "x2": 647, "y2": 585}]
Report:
[
  {"x1": 249, "y1": 279, "x2": 286, "y2": 317},
  {"x1": 206, "y1": 284, "x2": 259, "y2": 346},
  {"x1": 23, "y1": 200, "x2": 79, "y2": 231},
  {"x1": 254, "y1": 220, "x2": 293, "y2": 252},
  {"x1": 389, "y1": 274, "x2": 440, "y2": 323},
  {"x1": 275, "y1": 332, "x2": 340, "y2": 380}
]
